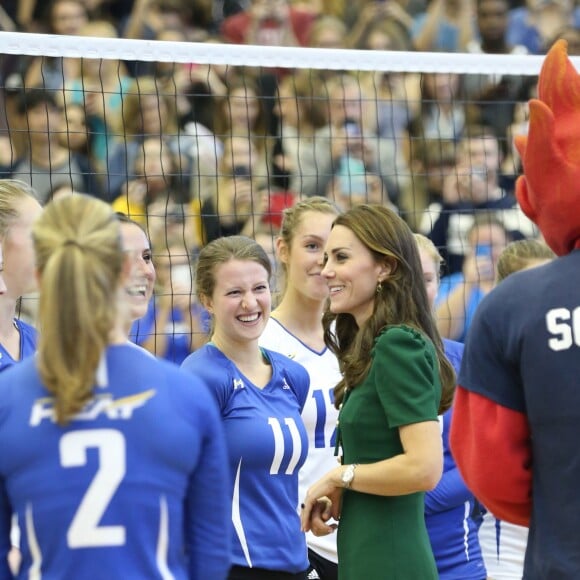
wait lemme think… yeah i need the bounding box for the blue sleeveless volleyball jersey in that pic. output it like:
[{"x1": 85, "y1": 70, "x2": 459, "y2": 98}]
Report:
[
  {"x1": 0, "y1": 344, "x2": 231, "y2": 579},
  {"x1": 130, "y1": 300, "x2": 211, "y2": 365},
  {"x1": 0, "y1": 319, "x2": 37, "y2": 373},
  {"x1": 425, "y1": 339, "x2": 486, "y2": 579},
  {"x1": 181, "y1": 343, "x2": 310, "y2": 574}
]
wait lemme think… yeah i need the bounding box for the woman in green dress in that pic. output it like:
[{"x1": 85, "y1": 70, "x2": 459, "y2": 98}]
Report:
[{"x1": 301, "y1": 204, "x2": 456, "y2": 579}]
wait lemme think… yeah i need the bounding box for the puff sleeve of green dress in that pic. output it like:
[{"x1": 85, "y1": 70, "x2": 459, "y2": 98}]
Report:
[{"x1": 336, "y1": 325, "x2": 441, "y2": 580}]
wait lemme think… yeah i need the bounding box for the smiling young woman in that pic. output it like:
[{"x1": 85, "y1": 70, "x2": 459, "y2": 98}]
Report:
[
  {"x1": 301, "y1": 204, "x2": 455, "y2": 580},
  {"x1": 259, "y1": 197, "x2": 342, "y2": 580},
  {"x1": 181, "y1": 235, "x2": 312, "y2": 580},
  {"x1": 0, "y1": 179, "x2": 42, "y2": 372}
]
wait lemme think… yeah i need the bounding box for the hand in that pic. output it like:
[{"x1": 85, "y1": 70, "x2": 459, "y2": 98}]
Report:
[
  {"x1": 249, "y1": 2, "x2": 272, "y2": 22},
  {"x1": 306, "y1": 497, "x2": 338, "y2": 537},
  {"x1": 357, "y1": 2, "x2": 386, "y2": 27},
  {"x1": 463, "y1": 252, "x2": 495, "y2": 287},
  {"x1": 84, "y1": 90, "x2": 105, "y2": 118},
  {"x1": 330, "y1": 126, "x2": 349, "y2": 161},
  {"x1": 301, "y1": 467, "x2": 344, "y2": 534},
  {"x1": 231, "y1": 178, "x2": 256, "y2": 214},
  {"x1": 188, "y1": 65, "x2": 227, "y2": 97},
  {"x1": 171, "y1": 281, "x2": 193, "y2": 313},
  {"x1": 442, "y1": 163, "x2": 487, "y2": 204},
  {"x1": 255, "y1": 190, "x2": 270, "y2": 217},
  {"x1": 382, "y1": 2, "x2": 413, "y2": 30},
  {"x1": 360, "y1": 140, "x2": 375, "y2": 168},
  {"x1": 126, "y1": 179, "x2": 147, "y2": 206},
  {"x1": 273, "y1": 153, "x2": 295, "y2": 175},
  {"x1": 273, "y1": 2, "x2": 290, "y2": 24}
]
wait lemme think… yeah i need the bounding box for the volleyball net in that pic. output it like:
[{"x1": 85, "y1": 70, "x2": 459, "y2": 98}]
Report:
[{"x1": 0, "y1": 31, "x2": 555, "y2": 351}]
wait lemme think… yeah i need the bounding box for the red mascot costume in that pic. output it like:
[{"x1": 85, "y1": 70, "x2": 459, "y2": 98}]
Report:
[{"x1": 451, "y1": 39, "x2": 580, "y2": 579}]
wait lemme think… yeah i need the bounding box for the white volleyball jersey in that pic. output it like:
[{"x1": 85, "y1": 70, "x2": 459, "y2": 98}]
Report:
[{"x1": 260, "y1": 317, "x2": 342, "y2": 563}]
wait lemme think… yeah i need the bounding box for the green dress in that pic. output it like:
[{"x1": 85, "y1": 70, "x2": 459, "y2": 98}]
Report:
[{"x1": 336, "y1": 325, "x2": 441, "y2": 580}]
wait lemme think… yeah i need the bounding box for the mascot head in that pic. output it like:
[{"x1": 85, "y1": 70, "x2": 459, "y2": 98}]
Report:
[{"x1": 515, "y1": 40, "x2": 580, "y2": 256}]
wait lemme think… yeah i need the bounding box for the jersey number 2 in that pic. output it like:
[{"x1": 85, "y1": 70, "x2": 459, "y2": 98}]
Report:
[{"x1": 59, "y1": 429, "x2": 126, "y2": 548}]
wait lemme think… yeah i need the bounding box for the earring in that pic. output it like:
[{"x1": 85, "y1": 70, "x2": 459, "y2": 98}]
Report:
[{"x1": 376, "y1": 280, "x2": 383, "y2": 294}]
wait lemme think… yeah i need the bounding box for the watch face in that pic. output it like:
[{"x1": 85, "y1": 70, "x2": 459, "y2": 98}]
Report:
[{"x1": 342, "y1": 465, "x2": 354, "y2": 485}]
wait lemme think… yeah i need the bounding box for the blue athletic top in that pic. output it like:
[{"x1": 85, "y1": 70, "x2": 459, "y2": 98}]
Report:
[
  {"x1": 0, "y1": 344, "x2": 231, "y2": 579},
  {"x1": 130, "y1": 300, "x2": 211, "y2": 365},
  {"x1": 425, "y1": 339, "x2": 486, "y2": 579},
  {"x1": 0, "y1": 319, "x2": 37, "y2": 373},
  {"x1": 181, "y1": 343, "x2": 310, "y2": 574}
]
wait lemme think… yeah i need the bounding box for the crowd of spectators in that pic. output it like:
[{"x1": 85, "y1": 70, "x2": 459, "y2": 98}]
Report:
[{"x1": 0, "y1": 0, "x2": 578, "y2": 353}]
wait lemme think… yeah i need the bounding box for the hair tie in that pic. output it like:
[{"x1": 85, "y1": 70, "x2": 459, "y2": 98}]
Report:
[{"x1": 63, "y1": 239, "x2": 81, "y2": 249}]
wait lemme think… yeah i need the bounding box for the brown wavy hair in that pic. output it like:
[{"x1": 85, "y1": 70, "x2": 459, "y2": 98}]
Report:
[{"x1": 323, "y1": 204, "x2": 455, "y2": 414}]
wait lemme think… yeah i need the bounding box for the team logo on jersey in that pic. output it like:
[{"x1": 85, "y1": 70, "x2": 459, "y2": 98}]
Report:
[
  {"x1": 29, "y1": 390, "x2": 156, "y2": 426},
  {"x1": 233, "y1": 378, "x2": 244, "y2": 390},
  {"x1": 282, "y1": 377, "x2": 291, "y2": 390}
]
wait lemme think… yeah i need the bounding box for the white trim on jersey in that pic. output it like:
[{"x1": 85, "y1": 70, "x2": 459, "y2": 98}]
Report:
[
  {"x1": 462, "y1": 501, "x2": 470, "y2": 561},
  {"x1": 96, "y1": 355, "x2": 108, "y2": 389},
  {"x1": 156, "y1": 495, "x2": 174, "y2": 580},
  {"x1": 25, "y1": 503, "x2": 42, "y2": 580},
  {"x1": 232, "y1": 459, "x2": 252, "y2": 567},
  {"x1": 10, "y1": 513, "x2": 19, "y2": 549}
]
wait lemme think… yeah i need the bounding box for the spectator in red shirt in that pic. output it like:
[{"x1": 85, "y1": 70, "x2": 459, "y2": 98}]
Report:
[{"x1": 221, "y1": 0, "x2": 315, "y2": 46}]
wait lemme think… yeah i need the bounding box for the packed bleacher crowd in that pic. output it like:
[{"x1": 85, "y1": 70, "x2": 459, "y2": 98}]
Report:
[{"x1": 0, "y1": 0, "x2": 576, "y2": 354}]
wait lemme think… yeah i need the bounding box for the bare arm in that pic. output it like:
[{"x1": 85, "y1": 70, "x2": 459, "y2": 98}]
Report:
[
  {"x1": 436, "y1": 254, "x2": 494, "y2": 340},
  {"x1": 123, "y1": 0, "x2": 161, "y2": 40},
  {"x1": 301, "y1": 420, "x2": 443, "y2": 533},
  {"x1": 347, "y1": 421, "x2": 443, "y2": 495},
  {"x1": 457, "y1": 0, "x2": 475, "y2": 51},
  {"x1": 436, "y1": 280, "x2": 477, "y2": 340},
  {"x1": 413, "y1": 0, "x2": 445, "y2": 52},
  {"x1": 16, "y1": 0, "x2": 36, "y2": 30},
  {"x1": 346, "y1": 3, "x2": 383, "y2": 48},
  {"x1": 0, "y1": 4, "x2": 16, "y2": 31}
]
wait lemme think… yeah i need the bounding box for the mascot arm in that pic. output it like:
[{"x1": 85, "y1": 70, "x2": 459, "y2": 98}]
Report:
[{"x1": 450, "y1": 386, "x2": 531, "y2": 526}]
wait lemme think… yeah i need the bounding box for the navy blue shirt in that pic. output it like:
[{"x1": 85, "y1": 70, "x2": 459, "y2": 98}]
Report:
[{"x1": 459, "y1": 251, "x2": 580, "y2": 578}]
